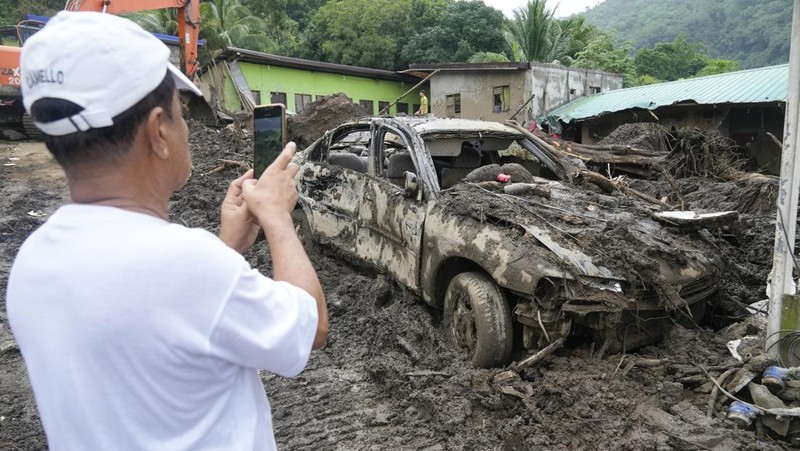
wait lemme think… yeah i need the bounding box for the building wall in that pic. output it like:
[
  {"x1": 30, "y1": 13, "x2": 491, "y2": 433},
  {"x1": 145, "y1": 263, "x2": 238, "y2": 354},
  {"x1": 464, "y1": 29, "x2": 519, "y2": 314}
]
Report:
[
  {"x1": 428, "y1": 71, "x2": 528, "y2": 121},
  {"x1": 204, "y1": 61, "x2": 420, "y2": 115},
  {"x1": 530, "y1": 63, "x2": 623, "y2": 119},
  {"x1": 427, "y1": 64, "x2": 622, "y2": 125}
]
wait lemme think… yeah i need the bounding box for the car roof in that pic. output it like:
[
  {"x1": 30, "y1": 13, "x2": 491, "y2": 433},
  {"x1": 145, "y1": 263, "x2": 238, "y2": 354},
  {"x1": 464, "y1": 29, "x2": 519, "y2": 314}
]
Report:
[{"x1": 374, "y1": 116, "x2": 525, "y2": 138}]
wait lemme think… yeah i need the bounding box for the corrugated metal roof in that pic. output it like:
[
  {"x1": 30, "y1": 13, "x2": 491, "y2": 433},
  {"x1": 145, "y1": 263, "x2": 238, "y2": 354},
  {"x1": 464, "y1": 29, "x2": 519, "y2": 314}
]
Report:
[
  {"x1": 545, "y1": 64, "x2": 789, "y2": 124},
  {"x1": 212, "y1": 47, "x2": 418, "y2": 83}
]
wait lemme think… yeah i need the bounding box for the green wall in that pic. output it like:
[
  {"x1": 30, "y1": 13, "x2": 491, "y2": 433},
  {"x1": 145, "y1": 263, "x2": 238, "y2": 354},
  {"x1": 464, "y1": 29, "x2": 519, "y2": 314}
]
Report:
[{"x1": 221, "y1": 62, "x2": 422, "y2": 115}]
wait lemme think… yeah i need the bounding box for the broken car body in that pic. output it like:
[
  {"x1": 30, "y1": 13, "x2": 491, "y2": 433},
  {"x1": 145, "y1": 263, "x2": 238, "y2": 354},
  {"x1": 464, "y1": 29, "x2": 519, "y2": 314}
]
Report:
[{"x1": 294, "y1": 116, "x2": 722, "y2": 367}]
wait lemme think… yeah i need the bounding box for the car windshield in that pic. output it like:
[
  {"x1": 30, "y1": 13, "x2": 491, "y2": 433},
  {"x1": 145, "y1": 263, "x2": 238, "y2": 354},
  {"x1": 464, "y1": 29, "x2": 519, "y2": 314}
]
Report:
[{"x1": 423, "y1": 136, "x2": 550, "y2": 190}]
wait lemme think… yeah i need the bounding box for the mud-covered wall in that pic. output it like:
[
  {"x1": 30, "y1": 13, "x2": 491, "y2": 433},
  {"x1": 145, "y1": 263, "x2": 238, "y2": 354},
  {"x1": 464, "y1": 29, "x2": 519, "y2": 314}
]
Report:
[
  {"x1": 429, "y1": 70, "x2": 528, "y2": 121},
  {"x1": 530, "y1": 63, "x2": 623, "y2": 119}
]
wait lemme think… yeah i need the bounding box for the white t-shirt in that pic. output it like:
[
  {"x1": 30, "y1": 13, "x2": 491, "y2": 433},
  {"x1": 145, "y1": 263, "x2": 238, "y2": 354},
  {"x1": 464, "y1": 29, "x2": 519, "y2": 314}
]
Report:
[{"x1": 6, "y1": 204, "x2": 318, "y2": 451}]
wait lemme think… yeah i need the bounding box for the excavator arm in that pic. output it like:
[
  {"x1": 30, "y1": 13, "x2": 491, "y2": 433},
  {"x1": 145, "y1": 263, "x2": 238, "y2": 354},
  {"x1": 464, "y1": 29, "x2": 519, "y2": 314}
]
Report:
[{"x1": 65, "y1": 0, "x2": 200, "y2": 78}]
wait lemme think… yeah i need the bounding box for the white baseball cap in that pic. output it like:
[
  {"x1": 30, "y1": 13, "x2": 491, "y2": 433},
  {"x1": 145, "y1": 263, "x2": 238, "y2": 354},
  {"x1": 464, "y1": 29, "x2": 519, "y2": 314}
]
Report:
[{"x1": 21, "y1": 11, "x2": 202, "y2": 136}]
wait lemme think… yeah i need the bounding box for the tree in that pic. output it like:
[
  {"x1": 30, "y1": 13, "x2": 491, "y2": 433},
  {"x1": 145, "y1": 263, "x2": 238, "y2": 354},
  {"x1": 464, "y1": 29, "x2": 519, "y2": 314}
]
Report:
[
  {"x1": 505, "y1": 0, "x2": 596, "y2": 65},
  {"x1": 240, "y1": 0, "x2": 303, "y2": 54},
  {"x1": 401, "y1": 1, "x2": 508, "y2": 64},
  {"x1": 696, "y1": 59, "x2": 740, "y2": 77},
  {"x1": 634, "y1": 34, "x2": 709, "y2": 81},
  {"x1": 126, "y1": 9, "x2": 178, "y2": 35},
  {"x1": 468, "y1": 52, "x2": 511, "y2": 63},
  {"x1": 305, "y1": 0, "x2": 414, "y2": 70},
  {"x1": 199, "y1": 0, "x2": 274, "y2": 55},
  {"x1": 573, "y1": 32, "x2": 636, "y2": 85}
]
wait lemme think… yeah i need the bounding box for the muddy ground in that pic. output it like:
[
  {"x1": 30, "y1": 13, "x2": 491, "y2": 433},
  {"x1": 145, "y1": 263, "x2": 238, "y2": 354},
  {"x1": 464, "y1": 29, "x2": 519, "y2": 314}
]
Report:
[{"x1": 0, "y1": 120, "x2": 790, "y2": 450}]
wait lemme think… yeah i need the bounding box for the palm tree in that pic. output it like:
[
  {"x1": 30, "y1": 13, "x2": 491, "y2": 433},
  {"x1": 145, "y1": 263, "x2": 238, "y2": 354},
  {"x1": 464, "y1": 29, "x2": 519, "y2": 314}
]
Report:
[
  {"x1": 505, "y1": 0, "x2": 594, "y2": 65},
  {"x1": 199, "y1": 0, "x2": 274, "y2": 54},
  {"x1": 126, "y1": 9, "x2": 178, "y2": 35}
]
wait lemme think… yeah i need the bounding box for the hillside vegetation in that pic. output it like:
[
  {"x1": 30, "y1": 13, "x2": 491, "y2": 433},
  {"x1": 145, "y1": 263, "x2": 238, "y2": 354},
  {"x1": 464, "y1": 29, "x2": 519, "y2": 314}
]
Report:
[{"x1": 582, "y1": 0, "x2": 792, "y2": 69}]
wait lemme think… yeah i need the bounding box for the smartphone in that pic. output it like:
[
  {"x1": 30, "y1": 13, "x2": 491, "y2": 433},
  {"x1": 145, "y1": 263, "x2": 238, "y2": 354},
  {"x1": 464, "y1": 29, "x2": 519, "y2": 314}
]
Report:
[{"x1": 253, "y1": 104, "x2": 287, "y2": 178}]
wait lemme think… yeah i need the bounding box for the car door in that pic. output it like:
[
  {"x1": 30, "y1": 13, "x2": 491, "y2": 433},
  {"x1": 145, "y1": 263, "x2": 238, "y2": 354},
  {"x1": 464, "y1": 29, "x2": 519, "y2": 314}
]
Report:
[
  {"x1": 355, "y1": 122, "x2": 429, "y2": 292},
  {"x1": 296, "y1": 125, "x2": 370, "y2": 257}
]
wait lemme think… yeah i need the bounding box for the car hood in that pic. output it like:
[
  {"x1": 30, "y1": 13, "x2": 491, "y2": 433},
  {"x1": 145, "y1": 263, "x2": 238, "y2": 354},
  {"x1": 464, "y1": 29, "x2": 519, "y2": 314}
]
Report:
[{"x1": 441, "y1": 181, "x2": 723, "y2": 287}]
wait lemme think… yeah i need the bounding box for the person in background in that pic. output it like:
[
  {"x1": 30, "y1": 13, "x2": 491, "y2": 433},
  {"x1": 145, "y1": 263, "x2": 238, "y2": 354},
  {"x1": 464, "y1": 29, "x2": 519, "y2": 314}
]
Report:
[
  {"x1": 415, "y1": 89, "x2": 429, "y2": 116},
  {"x1": 6, "y1": 11, "x2": 328, "y2": 450}
]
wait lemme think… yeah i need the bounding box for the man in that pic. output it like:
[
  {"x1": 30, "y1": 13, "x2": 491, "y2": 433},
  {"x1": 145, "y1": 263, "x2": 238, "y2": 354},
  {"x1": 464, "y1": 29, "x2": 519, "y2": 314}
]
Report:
[
  {"x1": 415, "y1": 89, "x2": 428, "y2": 116},
  {"x1": 6, "y1": 11, "x2": 328, "y2": 450}
]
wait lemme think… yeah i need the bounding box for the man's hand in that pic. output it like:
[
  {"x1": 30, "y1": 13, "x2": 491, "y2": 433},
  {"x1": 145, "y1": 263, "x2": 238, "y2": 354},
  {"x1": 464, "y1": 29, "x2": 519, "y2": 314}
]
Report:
[
  {"x1": 242, "y1": 142, "x2": 299, "y2": 229},
  {"x1": 219, "y1": 169, "x2": 261, "y2": 253},
  {"x1": 241, "y1": 142, "x2": 328, "y2": 349}
]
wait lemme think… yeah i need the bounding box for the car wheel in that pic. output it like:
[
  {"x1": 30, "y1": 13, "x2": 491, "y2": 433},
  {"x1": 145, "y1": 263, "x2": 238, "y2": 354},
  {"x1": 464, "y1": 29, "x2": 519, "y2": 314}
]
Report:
[{"x1": 443, "y1": 271, "x2": 513, "y2": 368}]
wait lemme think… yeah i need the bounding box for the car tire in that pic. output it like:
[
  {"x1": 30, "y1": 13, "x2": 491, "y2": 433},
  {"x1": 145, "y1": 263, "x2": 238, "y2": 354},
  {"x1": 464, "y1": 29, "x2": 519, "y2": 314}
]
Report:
[{"x1": 443, "y1": 271, "x2": 513, "y2": 368}]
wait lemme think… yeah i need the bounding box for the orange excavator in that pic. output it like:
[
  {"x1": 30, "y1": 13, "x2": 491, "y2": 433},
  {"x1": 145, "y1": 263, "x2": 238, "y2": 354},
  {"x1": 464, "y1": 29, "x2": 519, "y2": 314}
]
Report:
[{"x1": 0, "y1": 0, "x2": 200, "y2": 138}]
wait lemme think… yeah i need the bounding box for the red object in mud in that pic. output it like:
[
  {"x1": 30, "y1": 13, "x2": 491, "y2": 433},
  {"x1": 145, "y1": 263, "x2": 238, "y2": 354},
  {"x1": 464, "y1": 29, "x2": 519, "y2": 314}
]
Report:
[{"x1": 497, "y1": 174, "x2": 511, "y2": 183}]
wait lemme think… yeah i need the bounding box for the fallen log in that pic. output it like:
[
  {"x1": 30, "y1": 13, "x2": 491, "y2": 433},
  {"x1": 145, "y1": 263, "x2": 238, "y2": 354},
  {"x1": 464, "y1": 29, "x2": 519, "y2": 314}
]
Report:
[{"x1": 577, "y1": 169, "x2": 674, "y2": 210}]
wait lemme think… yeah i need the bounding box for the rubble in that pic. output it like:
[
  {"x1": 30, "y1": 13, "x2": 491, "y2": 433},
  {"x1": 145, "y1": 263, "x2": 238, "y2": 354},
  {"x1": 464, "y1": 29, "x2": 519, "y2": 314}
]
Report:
[
  {"x1": 0, "y1": 116, "x2": 793, "y2": 449},
  {"x1": 286, "y1": 93, "x2": 369, "y2": 149}
]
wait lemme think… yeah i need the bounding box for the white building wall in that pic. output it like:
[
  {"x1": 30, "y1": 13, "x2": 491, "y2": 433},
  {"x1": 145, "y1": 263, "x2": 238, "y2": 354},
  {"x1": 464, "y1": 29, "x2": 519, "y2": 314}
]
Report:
[
  {"x1": 426, "y1": 64, "x2": 622, "y2": 125},
  {"x1": 529, "y1": 63, "x2": 623, "y2": 120}
]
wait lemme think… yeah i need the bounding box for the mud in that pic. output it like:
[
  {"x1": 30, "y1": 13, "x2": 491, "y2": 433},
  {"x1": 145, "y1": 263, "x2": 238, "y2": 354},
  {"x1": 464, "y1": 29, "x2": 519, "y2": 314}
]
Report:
[
  {"x1": 0, "y1": 120, "x2": 788, "y2": 450},
  {"x1": 287, "y1": 93, "x2": 370, "y2": 150}
]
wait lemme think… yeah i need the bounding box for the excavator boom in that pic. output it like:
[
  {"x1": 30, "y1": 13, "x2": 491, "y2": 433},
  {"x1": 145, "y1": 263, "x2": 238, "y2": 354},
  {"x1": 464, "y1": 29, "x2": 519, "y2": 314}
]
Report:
[{"x1": 66, "y1": 0, "x2": 200, "y2": 78}]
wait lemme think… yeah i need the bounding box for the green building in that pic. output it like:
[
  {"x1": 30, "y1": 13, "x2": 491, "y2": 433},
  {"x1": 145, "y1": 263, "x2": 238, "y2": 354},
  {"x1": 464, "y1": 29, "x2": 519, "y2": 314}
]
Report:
[{"x1": 200, "y1": 47, "x2": 423, "y2": 116}]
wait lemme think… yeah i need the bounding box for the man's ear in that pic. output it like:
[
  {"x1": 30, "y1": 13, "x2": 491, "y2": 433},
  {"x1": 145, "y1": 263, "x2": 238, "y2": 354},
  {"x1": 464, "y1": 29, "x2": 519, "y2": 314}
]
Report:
[{"x1": 145, "y1": 106, "x2": 170, "y2": 160}]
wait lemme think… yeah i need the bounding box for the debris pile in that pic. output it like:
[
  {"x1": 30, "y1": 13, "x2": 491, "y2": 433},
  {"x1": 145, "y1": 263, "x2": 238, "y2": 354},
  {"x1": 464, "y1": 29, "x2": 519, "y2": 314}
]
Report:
[
  {"x1": 287, "y1": 93, "x2": 369, "y2": 150},
  {"x1": 0, "y1": 116, "x2": 793, "y2": 449}
]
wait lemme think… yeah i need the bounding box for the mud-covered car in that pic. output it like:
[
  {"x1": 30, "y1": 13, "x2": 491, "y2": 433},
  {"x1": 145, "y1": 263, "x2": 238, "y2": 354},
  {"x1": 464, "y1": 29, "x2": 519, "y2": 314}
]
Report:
[{"x1": 294, "y1": 116, "x2": 722, "y2": 367}]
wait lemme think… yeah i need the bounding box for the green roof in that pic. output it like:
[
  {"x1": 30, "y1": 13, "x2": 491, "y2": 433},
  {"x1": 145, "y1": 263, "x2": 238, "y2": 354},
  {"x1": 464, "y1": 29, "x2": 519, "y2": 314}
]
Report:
[{"x1": 545, "y1": 64, "x2": 789, "y2": 125}]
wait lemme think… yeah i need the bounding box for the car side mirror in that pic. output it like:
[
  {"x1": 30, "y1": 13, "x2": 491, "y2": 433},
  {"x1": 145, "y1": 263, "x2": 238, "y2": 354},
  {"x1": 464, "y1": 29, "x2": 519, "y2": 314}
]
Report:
[{"x1": 403, "y1": 171, "x2": 418, "y2": 198}]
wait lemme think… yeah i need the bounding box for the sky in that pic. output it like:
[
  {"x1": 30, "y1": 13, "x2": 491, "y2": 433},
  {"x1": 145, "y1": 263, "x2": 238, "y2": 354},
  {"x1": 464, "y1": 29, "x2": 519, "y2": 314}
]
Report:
[{"x1": 482, "y1": 0, "x2": 606, "y2": 18}]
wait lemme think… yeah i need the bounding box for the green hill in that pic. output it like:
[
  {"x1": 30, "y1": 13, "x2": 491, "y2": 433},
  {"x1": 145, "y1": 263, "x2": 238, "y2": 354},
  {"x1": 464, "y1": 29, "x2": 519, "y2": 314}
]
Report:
[{"x1": 582, "y1": 0, "x2": 792, "y2": 69}]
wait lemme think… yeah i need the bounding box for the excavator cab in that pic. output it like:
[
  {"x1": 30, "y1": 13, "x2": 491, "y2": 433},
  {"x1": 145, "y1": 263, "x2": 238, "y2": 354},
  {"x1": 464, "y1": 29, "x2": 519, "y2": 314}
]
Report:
[{"x1": 0, "y1": 20, "x2": 45, "y2": 137}]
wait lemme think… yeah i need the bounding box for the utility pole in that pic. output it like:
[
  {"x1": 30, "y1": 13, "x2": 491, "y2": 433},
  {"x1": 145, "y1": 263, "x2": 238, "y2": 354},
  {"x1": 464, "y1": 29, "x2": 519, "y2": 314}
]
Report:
[{"x1": 767, "y1": 0, "x2": 800, "y2": 358}]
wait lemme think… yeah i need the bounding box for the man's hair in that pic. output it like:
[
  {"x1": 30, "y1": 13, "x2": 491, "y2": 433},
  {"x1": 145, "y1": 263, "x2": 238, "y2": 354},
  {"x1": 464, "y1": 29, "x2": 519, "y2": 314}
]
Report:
[
  {"x1": 30, "y1": 74, "x2": 176, "y2": 169},
  {"x1": 420, "y1": 90, "x2": 426, "y2": 95}
]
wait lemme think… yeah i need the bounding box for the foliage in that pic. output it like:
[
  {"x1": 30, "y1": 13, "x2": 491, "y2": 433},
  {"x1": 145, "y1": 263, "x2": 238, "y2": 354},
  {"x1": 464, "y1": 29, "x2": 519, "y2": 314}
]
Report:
[
  {"x1": 468, "y1": 52, "x2": 511, "y2": 63},
  {"x1": 401, "y1": 1, "x2": 508, "y2": 65},
  {"x1": 696, "y1": 59, "x2": 740, "y2": 77},
  {"x1": 126, "y1": 9, "x2": 178, "y2": 35},
  {"x1": 634, "y1": 35, "x2": 708, "y2": 81},
  {"x1": 505, "y1": 0, "x2": 598, "y2": 65},
  {"x1": 0, "y1": 0, "x2": 61, "y2": 24},
  {"x1": 582, "y1": 0, "x2": 791, "y2": 69},
  {"x1": 240, "y1": 0, "x2": 302, "y2": 54},
  {"x1": 200, "y1": 0, "x2": 274, "y2": 55},
  {"x1": 304, "y1": 0, "x2": 412, "y2": 70},
  {"x1": 573, "y1": 32, "x2": 636, "y2": 85}
]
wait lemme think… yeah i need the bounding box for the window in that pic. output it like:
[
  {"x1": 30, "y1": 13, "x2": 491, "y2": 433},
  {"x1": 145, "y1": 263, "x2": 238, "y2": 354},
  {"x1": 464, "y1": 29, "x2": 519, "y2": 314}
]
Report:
[
  {"x1": 589, "y1": 86, "x2": 602, "y2": 94},
  {"x1": 492, "y1": 86, "x2": 510, "y2": 112},
  {"x1": 397, "y1": 102, "x2": 409, "y2": 114},
  {"x1": 295, "y1": 93, "x2": 313, "y2": 112},
  {"x1": 378, "y1": 101, "x2": 390, "y2": 115},
  {"x1": 270, "y1": 92, "x2": 287, "y2": 106},
  {"x1": 359, "y1": 99, "x2": 374, "y2": 114},
  {"x1": 445, "y1": 94, "x2": 461, "y2": 117},
  {"x1": 251, "y1": 90, "x2": 262, "y2": 106}
]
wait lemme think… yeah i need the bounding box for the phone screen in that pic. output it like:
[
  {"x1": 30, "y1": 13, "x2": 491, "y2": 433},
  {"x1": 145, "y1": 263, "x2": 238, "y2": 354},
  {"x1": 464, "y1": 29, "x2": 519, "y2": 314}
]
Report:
[{"x1": 253, "y1": 104, "x2": 286, "y2": 178}]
